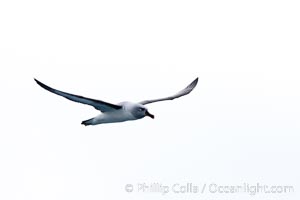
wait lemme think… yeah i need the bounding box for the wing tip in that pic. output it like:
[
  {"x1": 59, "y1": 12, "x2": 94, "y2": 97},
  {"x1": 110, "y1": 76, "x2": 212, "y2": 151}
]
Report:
[
  {"x1": 194, "y1": 77, "x2": 199, "y2": 84},
  {"x1": 34, "y1": 78, "x2": 42, "y2": 84},
  {"x1": 189, "y1": 77, "x2": 199, "y2": 89},
  {"x1": 34, "y1": 78, "x2": 44, "y2": 87},
  {"x1": 34, "y1": 78, "x2": 54, "y2": 92}
]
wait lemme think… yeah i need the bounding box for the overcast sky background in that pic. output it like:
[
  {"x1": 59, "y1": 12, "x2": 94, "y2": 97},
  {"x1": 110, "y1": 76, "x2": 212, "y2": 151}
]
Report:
[{"x1": 0, "y1": 0, "x2": 299, "y2": 200}]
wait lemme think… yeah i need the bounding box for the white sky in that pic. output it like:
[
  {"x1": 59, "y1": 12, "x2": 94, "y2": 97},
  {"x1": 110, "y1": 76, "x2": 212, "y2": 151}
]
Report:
[{"x1": 0, "y1": 0, "x2": 299, "y2": 200}]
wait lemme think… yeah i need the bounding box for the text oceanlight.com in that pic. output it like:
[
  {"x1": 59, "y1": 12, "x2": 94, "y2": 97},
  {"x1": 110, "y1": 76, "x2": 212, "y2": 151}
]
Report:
[{"x1": 125, "y1": 182, "x2": 294, "y2": 196}]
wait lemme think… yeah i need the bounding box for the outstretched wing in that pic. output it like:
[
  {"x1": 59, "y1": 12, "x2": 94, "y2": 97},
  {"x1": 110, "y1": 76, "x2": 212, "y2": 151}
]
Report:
[
  {"x1": 139, "y1": 77, "x2": 198, "y2": 105},
  {"x1": 34, "y1": 79, "x2": 122, "y2": 112}
]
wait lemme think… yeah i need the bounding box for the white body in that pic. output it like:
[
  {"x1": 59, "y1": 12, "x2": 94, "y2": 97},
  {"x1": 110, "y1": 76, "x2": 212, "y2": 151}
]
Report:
[
  {"x1": 92, "y1": 102, "x2": 138, "y2": 125},
  {"x1": 82, "y1": 101, "x2": 149, "y2": 125}
]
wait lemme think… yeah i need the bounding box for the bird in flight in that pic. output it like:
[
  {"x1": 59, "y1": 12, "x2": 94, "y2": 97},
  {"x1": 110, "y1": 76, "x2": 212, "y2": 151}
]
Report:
[{"x1": 34, "y1": 77, "x2": 198, "y2": 126}]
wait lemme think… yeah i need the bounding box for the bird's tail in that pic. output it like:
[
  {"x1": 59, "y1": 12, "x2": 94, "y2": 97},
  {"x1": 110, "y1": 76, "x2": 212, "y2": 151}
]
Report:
[{"x1": 81, "y1": 118, "x2": 95, "y2": 126}]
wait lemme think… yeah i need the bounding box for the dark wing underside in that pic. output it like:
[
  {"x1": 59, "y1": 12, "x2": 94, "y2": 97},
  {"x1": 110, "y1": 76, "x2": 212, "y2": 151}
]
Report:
[{"x1": 34, "y1": 79, "x2": 122, "y2": 112}]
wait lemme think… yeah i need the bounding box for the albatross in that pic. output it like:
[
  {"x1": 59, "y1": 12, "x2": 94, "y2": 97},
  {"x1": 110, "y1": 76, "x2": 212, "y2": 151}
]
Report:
[{"x1": 34, "y1": 77, "x2": 198, "y2": 126}]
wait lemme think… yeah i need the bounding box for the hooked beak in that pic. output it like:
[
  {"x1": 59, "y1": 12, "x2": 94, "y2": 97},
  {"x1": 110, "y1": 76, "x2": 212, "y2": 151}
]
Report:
[{"x1": 145, "y1": 110, "x2": 155, "y2": 119}]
